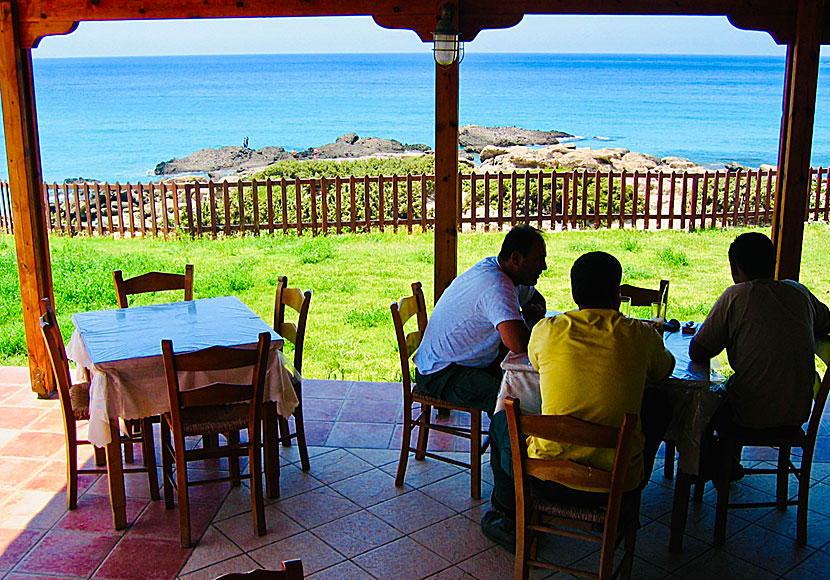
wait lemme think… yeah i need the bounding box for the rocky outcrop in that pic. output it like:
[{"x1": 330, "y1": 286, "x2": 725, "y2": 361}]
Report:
[
  {"x1": 477, "y1": 143, "x2": 708, "y2": 174},
  {"x1": 312, "y1": 133, "x2": 431, "y2": 159},
  {"x1": 459, "y1": 125, "x2": 572, "y2": 153},
  {"x1": 155, "y1": 146, "x2": 292, "y2": 178}
]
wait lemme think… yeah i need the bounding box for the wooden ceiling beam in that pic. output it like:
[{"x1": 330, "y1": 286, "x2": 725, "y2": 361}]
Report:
[{"x1": 10, "y1": 0, "x2": 806, "y2": 48}]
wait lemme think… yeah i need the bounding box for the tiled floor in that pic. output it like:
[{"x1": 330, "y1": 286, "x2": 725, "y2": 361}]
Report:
[{"x1": 2, "y1": 367, "x2": 830, "y2": 579}]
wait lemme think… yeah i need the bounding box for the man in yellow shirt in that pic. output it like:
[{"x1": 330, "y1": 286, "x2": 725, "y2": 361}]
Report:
[{"x1": 482, "y1": 251, "x2": 675, "y2": 550}]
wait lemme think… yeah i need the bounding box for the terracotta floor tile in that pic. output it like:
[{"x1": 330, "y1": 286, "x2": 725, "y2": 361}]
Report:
[
  {"x1": 17, "y1": 529, "x2": 119, "y2": 577},
  {"x1": 178, "y1": 526, "x2": 244, "y2": 575},
  {"x1": 0, "y1": 490, "x2": 70, "y2": 530},
  {"x1": 249, "y1": 530, "x2": 344, "y2": 575},
  {"x1": 348, "y1": 381, "x2": 402, "y2": 401},
  {"x1": 419, "y1": 472, "x2": 491, "y2": 513},
  {"x1": 337, "y1": 399, "x2": 401, "y2": 424},
  {"x1": 329, "y1": 467, "x2": 411, "y2": 508},
  {"x1": 87, "y1": 470, "x2": 161, "y2": 501},
  {"x1": 0, "y1": 407, "x2": 48, "y2": 430},
  {"x1": 302, "y1": 421, "x2": 334, "y2": 447},
  {"x1": 94, "y1": 536, "x2": 191, "y2": 580},
  {"x1": 0, "y1": 458, "x2": 47, "y2": 490},
  {"x1": 212, "y1": 505, "x2": 303, "y2": 552},
  {"x1": 311, "y1": 510, "x2": 402, "y2": 558},
  {"x1": 325, "y1": 422, "x2": 396, "y2": 450},
  {"x1": 455, "y1": 545, "x2": 515, "y2": 580},
  {"x1": 379, "y1": 456, "x2": 462, "y2": 489},
  {"x1": 0, "y1": 432, "x2": 64, "y2": 459},
  {"x1": 126, "y1": 499, "x2": 216, "y2": 542},
  {"x1": 178, "y1": 554, "x2": 259, "y2": 580},
  {"x1": 55, "y1": 494, "x2": 147, "y2": 533},
  {"x1": 411, "y1": 513, "x2": 494, "y2": 563},
  {"x1": 25, "y1": 462, "x2": 99, "y2": 495},
  {"x1": 352, "y1": 536, "x2": 450, "y2": 580},
  {"x1": 306, "y1": 560, "x2": 376, "y2": 580},
  {"x1": 273, "y1": 488, "x2": 360, "y2": 529},
  {"x1": 266, "y1": 462, "x2": 324, "y2": 502},
  {"x1": 0, "y1": 528, "x2": 43, "y2": 572},
  {"x1": 299, "y1": 398, "x2": 343, "y2": 421},
  {"x1": 303, "y1": 449, "x2": 373, "y2": 485},
  {"x1": 367, "y1": 490, "x2": 456, "y2": 535},
  {"x1": 345, "y1": 448, "x2": 401, "y2": 467},
  {"x1": 302, "y1": 380, "x2": 353, "y2": 399},
  {"x1": 26, "y1": 409, "x2": 66, "y2": 434}
]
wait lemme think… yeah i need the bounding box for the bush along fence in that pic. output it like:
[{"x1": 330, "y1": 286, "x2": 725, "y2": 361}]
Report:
[{"x1": 2, "y1": 167, "x2": 830, "y2": 238}]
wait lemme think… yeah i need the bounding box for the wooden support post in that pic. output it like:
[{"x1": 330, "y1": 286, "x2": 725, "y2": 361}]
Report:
[
  {"x1": 0, "y1": 2, "x2": 53, "y2": 396},
  {"x1": 433, "y1": 42, "x2": 459, "y2": 302},
  {"x1": 772, "y1": 0, "x2": 823, "y2": 281}
]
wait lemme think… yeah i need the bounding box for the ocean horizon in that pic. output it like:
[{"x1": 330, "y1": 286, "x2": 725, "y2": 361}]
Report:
[{"x1": 2, "y1": 52, "x2": 830, "y2": 183}]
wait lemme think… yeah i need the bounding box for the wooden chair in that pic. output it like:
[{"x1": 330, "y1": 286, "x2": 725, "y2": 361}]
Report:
[
  {"x1": 113, "y1": 263, "x2": 194, "y2": 460},
  {"x1": 713, "y1": 361, "x2": 830, "y2": 546},
  {"x1": 38, "y1": 298, "x2": 159, "y2": 509},
  {"x1": 160, "y1": 332, "x2": 271, "y2": 548},
  {"x1": 272, "y1": 275, "x2": 312, "y2": 471},
  {"x1": 505, "y1": 397, "x2": 639, "y2": 580},
  {"x1": 391, "y1": 281, "x2": 487, "y2": 499},
  {"x1": 213, "y1": 560, "x2": 304, "y2": 580},
  {"x1": 113, "y1": 264, "x2": 194, "y2": 308},
  {"x1": 619, "y1": 280, "x2": 675, "y2": 478}
]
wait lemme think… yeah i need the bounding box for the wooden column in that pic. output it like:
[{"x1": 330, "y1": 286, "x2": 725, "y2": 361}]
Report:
[
  {"x1": 0, "y1": 1, "x2": 54, "y2": 396},
  {"x1": 772, "y1": 0, "x2": 823, "y2": 281},
  {"x1": 433, "y1": 56, "x2": 459, "y2": 302}
]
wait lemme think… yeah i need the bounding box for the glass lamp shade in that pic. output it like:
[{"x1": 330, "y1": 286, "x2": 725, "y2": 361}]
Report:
[{"x1": 433, "y1": 32, "x2": 460, "y2": 66}]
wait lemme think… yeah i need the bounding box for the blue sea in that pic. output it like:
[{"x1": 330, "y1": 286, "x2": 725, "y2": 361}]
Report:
[{"x1": 3, "y1": 52, "x2": 830, "y2": 183}]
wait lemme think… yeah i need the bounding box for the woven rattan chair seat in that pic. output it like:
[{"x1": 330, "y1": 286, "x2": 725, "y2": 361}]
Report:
[
  {"x1": 179, "y1": 403, "x2": 249, "y2": 436},
  {"x1": 69, "y1": 383, "x2": 91, "y2": 421},
  {"x1": 411, "y1": 386, "x2": 476, "y2": 412}
]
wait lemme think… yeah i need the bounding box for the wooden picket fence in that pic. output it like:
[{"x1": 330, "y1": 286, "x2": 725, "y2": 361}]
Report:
[{"x1": 2, "y1": 167, "x2": 830, "y2": 238}]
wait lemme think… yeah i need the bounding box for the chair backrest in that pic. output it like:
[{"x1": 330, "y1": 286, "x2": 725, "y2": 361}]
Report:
[
  {"x1": 38, "y1": 298, "x2": 76, "y2": 427},
  {"x1": 505, "y1": 396, "x2": 637, "y2": 579},
  {"x1": 620, "y1": 279, "x2": 669, "y2": 316},
  {"x1": 273, "y1": 275, "x2": 312, "y2": 373},
  {"x1": 805, "y1": 356, "x2": 830, "y2": 449},
  {"x1": 161, "y1": 332, "x2": 271, "y2": 436},
  {"x1": 113, "y1": 264, "x2": 194, "y2": 308},
  {"x1": 390, "y1": 281, "x2": 428, "y2": 394},
  {"x1": 212, "y1": 560, "x2": 304, "y2": 580}
]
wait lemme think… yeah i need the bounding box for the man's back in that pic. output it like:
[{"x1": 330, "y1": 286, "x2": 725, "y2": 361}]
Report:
[{"x1": 694, "y1": 279, "x2": 830, "y2": 428}]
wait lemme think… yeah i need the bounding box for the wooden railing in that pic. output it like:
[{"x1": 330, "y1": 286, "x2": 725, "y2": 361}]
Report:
[{"x1": 2, "y1": 167, "x2": 830, "y2": 237}]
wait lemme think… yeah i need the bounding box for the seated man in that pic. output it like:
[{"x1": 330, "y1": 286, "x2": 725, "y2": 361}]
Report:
[
  {"x1": 413, "y1": 225, "x2": 547, "y2": 415},
  {"x1": 482, "y1": 251, "x2": 675, "y2": 549},
  {"x1": 690, "y1": 232, "x2": 830, "y2": 436}
]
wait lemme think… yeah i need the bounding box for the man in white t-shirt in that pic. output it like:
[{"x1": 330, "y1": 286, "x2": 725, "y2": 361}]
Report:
[{"x1": 413, "y1": 225, "x2": 547, "y2": 415}]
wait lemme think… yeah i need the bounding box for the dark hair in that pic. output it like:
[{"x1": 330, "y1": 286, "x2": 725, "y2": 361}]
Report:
[
  {"x1": 570, "y1": 251, "x2": 622, "y2": 308},
  {"x1": 497, "y1": 225, "x2": 544, "y2": 261},
  {"x1": 728, "y1": 232, "x2": 775, "y2": 279}
]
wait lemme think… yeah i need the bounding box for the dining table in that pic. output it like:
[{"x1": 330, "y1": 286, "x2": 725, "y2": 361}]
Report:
[
  {"x1": 66, "y1": 295, "x2": 298, "y2": 529},
  {"x1": 496, "y1": 317, "x2": 726, "y2": 553}
]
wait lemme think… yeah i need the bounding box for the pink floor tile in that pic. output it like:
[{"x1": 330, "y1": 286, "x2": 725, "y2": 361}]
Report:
[
  {"x1": 94, "y1": 536, "x2": 191, "y2": 580},
  {"x1": 301, "y1": 380, "x2": 352, "y2": 399},
  {"x1": 348, "y1": 381, "x2": 403, "y2": 401},
  {"x1": 55, "y1": 494, "x2": 148, "y2": 533},
  {"x1": 0, "y1": 432, "x2": 64, "y2": 459},
  {"x1": 302, "y1": 421, "x2": 334, "y2": 446},
  {"x1": 325, "y1": 422, "x2": 395, "y2": 449},
  {"x1": 0, "y1": 490, "x2": 70, "y2": 530},
  {"x1": 300, "y1": 398, "x2": 343, "y2": 421},
  {"x1": 0, "y1": 528, "x2": 43, "y2": 572},
  {"x1": 126, "y1": 499, "x2": 217, "y2": 542},
  {"x1": 0, "y1": 407, "x2": 48, "y2": 430},
  {"x1": 87, "y1": 470, "x2": 161, "y2": 500},
  {"x1": 338, "y1": 399, "x2": 401, "y2": 423},
  {"x1": 16, "y1": 529, "x2": 119, "y2": 577},
  {"x1": 26, "y1": 409, "x2": 67, "y2": 434},
  {"x1": 0, "y1": 458, "x2": 47, "y2": 490},
  {"x1": 25, "y1": 461, "x2": 99, "y2": 495}
]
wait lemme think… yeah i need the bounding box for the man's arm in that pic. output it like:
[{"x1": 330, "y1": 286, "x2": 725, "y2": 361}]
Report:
[
  {"x1": 521, "y1": 289, "x2": 547, "y2": 328},
  {"x1": 689, "y1": 336, "x2": 717, "y2": 363},
  {"x1": 497, "y1": 319, "x2": 531, "y2": 354}
]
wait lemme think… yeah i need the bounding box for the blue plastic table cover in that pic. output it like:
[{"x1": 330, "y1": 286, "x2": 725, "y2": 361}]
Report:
[{"x1": 71, "y1": 296, "x2": 282, "y2": 364}]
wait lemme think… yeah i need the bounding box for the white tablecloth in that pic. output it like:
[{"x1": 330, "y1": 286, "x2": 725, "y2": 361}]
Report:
[{"x1": 67, "y1": 297, "x2": 299, "y2": 447}]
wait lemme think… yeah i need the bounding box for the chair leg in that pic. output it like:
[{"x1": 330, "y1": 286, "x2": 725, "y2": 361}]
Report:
[
  {"x1": 797, "y1": 447, "x2": 814, "y2": 546},
  {"x1": 160, "y1": 418, "x2": 175, "y2": 510},
  {"x1": 175, "y1": 445, "x2": 192, "y2": 548},
  {"x1": 470, "y1": 411, "x2": 482, "y2": 500},
  {"x1": 227, "y1": 431, "x2": 241, "y2": 487},
  {"x1": 713, "y1": 439, "x2": 733, "y2": 546},
  {"x1": 515, "y1": 506, "x2": 530, "y2": 580},
  {"x1": 619, "y1": 529, "x2": 637, "y2": 580},
  {"x1": 415, "y1": 403, "x2": 432, "y2": 460},
  {"x1": 66, "y1": 434, "x2": 79, "y2": 510},
  {"x1": 293, "y1": 395, "x2": 310, "y2": 472},
  {"x1": 141, "y1": 418, "x2": 160, "y2": 501},
  {"x1": 395, "y1": 404, "x2": 413, "y2": 487},
  {"x1": 94, "y1": 445, "x2": 107, "y2": 467},
  {"x1": 262, "y1": 402, "x2": 281, "y2": 499},
  {"x1": 278, "y1": 416, "x2": 292, "y2": 447},
  {"x1": 776, "y1": 446, "x2": 791, "y2": 509},
  {"x1": 249, "y1": 436, "x2": 267, "y2": 537},
  {"x1": 663, "y1": 441, "x2": 676, "y2": 479}
]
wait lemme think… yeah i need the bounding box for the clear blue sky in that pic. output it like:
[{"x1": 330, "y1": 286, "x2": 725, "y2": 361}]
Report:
[{"x1": 32, "y1": 15, "x2": 787, "y2": 58}]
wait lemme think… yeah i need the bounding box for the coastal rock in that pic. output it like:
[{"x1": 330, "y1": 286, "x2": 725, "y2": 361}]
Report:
[
  {"x1": 459, "y1": 125, "x2": 572, "y2": 153},
  {"x1": 478, "y1": 145, "x2": 708, "y2": 174},
  {"x1": 154, "y1": 146, "x2": 290, "y2": 178},
  {"x1": 312, "y1": 134, "x2": 430, "y2": 159}
]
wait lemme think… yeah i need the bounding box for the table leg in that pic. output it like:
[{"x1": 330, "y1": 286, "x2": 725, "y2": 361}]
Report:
[
  {"x1": 105, "y1": 420, "x2": 127, "y2": 530},
  {"x1": 263, "y1": 402, "x2": 281, "y2": 499},
  {"x1": 669, "y1": 470, "x2": 693, "y2": 553}
]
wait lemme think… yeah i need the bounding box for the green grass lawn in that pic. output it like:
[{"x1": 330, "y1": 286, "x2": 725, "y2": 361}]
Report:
[{"x1": 2, "y1": 224, "x2": 830, "y2": 381}]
